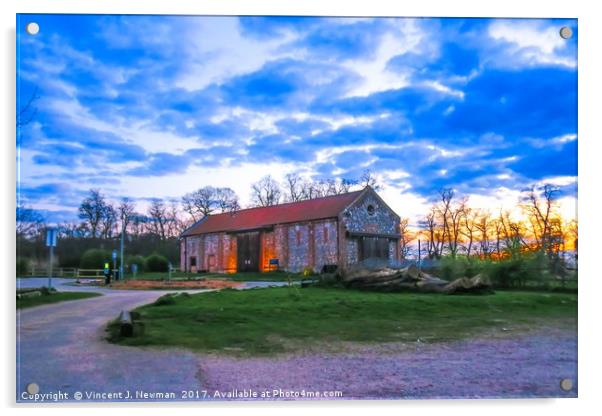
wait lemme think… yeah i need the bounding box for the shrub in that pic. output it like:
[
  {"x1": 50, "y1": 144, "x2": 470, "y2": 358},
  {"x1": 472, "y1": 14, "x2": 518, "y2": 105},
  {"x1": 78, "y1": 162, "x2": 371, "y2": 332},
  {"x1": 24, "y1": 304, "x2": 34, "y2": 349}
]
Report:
[
  {"x1": 16, "y1": 257, "x2": 31, "y2": 276},
  {"x1": 484, "y1": 253, "x2": 549, "y2": 288},
  {"x1": 127, "y1": 255, "x2": 146, "y2": 273},
  {"x1": 80, "y1": 249, "x2": 112, "y2": 269},
  {"x1": 302, "y1": 266, "x2": 315, "y2": 276},
  {"x1": 146, "y1": 254, "x2": 169, "y2": 272},
  {"x1": 438, "y1": 256, "x2": 486, "y2": 281}
]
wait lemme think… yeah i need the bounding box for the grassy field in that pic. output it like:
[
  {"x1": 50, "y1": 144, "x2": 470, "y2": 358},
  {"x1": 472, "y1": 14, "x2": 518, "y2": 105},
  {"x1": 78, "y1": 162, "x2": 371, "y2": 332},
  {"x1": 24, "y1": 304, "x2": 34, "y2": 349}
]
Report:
[
  {"x1": 108, "y1": 287, "x2": 577, "y2": 355},
  {"x1": 124, "y1": 270, "x2": 303, "y2": 282},
  {"x1": 17, "y1": 291, "x2": 102, "y2": 309}
]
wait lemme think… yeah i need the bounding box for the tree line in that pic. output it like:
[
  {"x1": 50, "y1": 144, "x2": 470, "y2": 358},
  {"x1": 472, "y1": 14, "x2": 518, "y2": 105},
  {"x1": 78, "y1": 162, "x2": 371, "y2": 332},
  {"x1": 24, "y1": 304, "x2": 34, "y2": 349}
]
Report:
[
  {"x1": 16, "y1": 171, "x2": 378, "y2": 268},
  {"x1": 16, "y1": 171, "x2": 577, "y2": 277},
  {"x1": 402, "y1": 185, "x2": 578, "y2": 281}
]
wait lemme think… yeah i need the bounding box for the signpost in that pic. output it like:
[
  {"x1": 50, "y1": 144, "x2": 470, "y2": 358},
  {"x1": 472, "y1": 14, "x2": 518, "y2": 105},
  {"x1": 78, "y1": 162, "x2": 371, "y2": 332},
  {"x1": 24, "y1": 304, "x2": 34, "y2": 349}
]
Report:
[
  {"x1": 112, "y1": 249, "x2": 118, "y2": 280},
  {"x1": 119, "y1": 223, "x2": 125, "y2": 281},
  {"x1": 417, "y1": 239, "x2": 422, "y2": 271},
  {"x1": 46, "y1": 228, "x2": 57, "y2": 288}
]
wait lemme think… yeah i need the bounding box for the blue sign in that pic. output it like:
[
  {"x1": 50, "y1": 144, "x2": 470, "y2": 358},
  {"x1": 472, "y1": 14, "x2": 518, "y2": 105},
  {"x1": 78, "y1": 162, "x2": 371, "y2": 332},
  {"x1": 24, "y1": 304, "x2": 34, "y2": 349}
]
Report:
[
  {"x1": 112, "y1": 249, "x2": 118, "y2": 260},
  {"x1": 45, "y1": 228, "x2": 57, "y2": 247}
]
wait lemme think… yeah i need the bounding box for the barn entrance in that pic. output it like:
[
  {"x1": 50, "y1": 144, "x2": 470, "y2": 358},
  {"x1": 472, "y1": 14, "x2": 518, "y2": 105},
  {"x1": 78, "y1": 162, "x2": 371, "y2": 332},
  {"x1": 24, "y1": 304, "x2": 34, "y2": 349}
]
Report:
[
  {"x1": 358, "y1": 236, "x2": 389, "y2": 262},
  {"x1": 237, "y1": 232, "x2": 260, "y2": 272}
]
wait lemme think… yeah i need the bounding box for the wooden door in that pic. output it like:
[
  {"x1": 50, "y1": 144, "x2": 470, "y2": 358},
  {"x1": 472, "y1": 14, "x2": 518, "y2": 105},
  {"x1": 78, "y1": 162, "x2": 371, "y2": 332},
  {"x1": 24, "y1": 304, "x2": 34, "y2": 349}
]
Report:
[
  {"x1": 359, "y1": 237, "x2": 389, "y2": 261},
  {"x1": 207, "y1": 254, "x2": 216, "y2": 272},
  {"x1": 237, "y1": 232, "x2": 260, "y2": 272}
]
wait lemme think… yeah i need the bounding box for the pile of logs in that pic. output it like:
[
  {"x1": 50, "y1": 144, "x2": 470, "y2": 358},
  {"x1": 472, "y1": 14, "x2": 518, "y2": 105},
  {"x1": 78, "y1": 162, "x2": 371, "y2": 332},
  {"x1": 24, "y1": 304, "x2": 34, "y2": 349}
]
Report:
[{"x1": 339, "y1": 264, "x2": 493, "y2": 294}]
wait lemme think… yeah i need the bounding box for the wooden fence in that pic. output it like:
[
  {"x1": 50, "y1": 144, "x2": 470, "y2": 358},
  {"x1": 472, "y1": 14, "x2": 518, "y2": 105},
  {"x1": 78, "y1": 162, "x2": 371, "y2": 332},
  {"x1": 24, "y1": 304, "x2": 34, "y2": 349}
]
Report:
[{"x1": 27, "y1": 267, "x2": 181, "y2": 278}]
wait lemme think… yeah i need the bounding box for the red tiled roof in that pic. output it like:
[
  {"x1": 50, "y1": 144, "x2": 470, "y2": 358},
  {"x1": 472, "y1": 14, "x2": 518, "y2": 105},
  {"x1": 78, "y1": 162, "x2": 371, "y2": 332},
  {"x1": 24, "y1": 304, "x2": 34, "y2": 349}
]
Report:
[{"x1": 181, "y1": 190, "x2": 363, "y2": 236}]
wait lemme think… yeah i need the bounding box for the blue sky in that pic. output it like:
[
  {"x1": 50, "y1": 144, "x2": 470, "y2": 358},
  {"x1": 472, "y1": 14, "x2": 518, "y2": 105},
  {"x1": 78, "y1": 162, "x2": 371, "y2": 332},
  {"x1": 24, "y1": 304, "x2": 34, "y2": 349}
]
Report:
[{"x1": 16, "y1": 15, "x2": 578, "y2": 223}]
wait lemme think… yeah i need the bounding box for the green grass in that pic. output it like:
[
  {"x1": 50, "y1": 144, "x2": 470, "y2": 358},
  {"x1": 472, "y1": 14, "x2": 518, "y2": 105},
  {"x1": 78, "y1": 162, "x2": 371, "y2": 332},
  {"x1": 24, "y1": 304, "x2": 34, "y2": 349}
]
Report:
[
  {"x1": 223, "y1": 271, "x2": 305, "y2": 282},
  {"x1": 108, "y1": 287, "x2": 577, "y2": 355},
  {"x1": 126, "y1": 270, "x2": 304, "y2": 282},
  {"x1": 17, "y1": 291, "x2": 102, "y2": 309}
]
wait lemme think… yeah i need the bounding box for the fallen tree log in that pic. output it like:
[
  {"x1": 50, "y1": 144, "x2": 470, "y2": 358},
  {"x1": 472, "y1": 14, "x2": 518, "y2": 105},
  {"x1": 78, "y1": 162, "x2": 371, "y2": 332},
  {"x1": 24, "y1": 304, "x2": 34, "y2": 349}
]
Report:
[
  {"x1": 443, "y1": 274, "x2": 493, "y2": 294},
  {"x1": 339, "y1": 265, "x2": 492, "y2": 294}
]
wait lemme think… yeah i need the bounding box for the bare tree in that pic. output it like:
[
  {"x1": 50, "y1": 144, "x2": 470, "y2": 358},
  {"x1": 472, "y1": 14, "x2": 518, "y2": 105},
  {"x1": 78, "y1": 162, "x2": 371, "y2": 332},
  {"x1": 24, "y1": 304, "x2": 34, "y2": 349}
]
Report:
[
  {"x1": 359, "y1": 169, "x2": 381, "y2": 190},
  {"x1": 521, "y1": 184, "x2": 560, "y2": 255},
  {"x1": 148, "y1": 199, "x2": 169, "y2": 240},
  {"x1": 421, "y1": 207, "x2": 443, "y2": 258},
  {"x1": 78, "y1": 189, "x2": 107, "y2": 238},
  {"x1": 283, "y1": 173, "x2": 304, "y2": 202},
  {"x1": 251, "y1": 175, "x2": 281, "y2": 207},
  {"x1": 118, "y1": 198, "x2": 136, "y2": 234},
  {"x1": 166, "y1": 202, "x2": 189, "y2": 238},
  {"x1": 182, "y1": 186, "x2": 240, "y2": 221},
  {"x1": 99, "y1": 203, "x2": 117, "y2": 239},
  {"x1": 474, "y1": 211, "x2": 493, "y2": 258},
  {"x1": 498, "y1": 210, "x2": 527, "y2": 258},
  {"x1": 16, "y1": 204, "x2": 45, "y2": 239},
  {"x1": 214, "y1": 187, "x2": 240, "y2": 213},
  {"x1": 399, "y1": 218, "x2": 414, "y2": 260},
  {"x1": 182, "y1": 187, "x2": 216, "y2": 221},
  {"x1": 461, "y1": 207, "x2": 478, "y2": 257}
]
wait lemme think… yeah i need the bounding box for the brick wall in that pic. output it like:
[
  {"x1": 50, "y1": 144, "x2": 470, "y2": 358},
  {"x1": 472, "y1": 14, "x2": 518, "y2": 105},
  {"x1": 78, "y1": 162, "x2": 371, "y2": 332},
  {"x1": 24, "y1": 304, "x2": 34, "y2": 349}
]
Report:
[
  {"x1": 182, "y1": 236, "x2": 202, "y2": 272},
  {"x1": 346, "y1": 238, "x2": 358, "y2": 265},
  {"x1": 313, "y1": 219, "x2": 338, "y2": 271},
  {"x1": 287, "y1": 224, "x2": 310, "y2": 272},
  {"x1": 202, "y1": 233, "x2": 220, "y2": 271}
]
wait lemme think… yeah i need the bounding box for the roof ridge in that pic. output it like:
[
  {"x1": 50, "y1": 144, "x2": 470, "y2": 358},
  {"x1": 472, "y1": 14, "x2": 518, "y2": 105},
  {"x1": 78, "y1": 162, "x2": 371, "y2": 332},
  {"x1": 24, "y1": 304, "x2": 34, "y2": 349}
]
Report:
[{"x1": 206, "y1": 189, "x2": 364, "y2": 218}]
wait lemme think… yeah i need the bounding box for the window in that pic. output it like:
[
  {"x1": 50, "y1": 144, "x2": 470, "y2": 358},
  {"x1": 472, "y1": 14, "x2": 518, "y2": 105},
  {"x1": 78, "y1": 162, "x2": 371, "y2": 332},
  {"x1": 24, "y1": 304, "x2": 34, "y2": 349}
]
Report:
[
  {"x1": 189, "y1": 256, "x2": 197, "y2": 267},
  {"x1": 296, "y1": 230, "x2": 301, "y2": 245},
  {"x1": 323, "y1": 227, "x2": 329, "y2": 243},
  {"x1": 367, "y1": 204, "x2": 375, "y2": 216}
]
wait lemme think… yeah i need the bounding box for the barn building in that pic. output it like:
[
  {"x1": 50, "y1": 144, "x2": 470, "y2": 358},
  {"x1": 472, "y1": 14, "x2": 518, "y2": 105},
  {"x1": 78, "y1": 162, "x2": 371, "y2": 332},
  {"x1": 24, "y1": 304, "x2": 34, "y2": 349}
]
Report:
[{"x1": 180, "y1": 186, "x2": 401, "y2": 273}]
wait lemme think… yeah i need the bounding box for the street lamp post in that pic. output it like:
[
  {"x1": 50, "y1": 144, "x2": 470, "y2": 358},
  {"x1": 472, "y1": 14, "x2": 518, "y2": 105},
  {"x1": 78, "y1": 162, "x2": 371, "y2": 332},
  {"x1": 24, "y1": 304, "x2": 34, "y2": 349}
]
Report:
[
  {"x1": 46, "y1": 228, "x2": 57, "y2": 288},
  {"x1": 119, "y1": 223, "x2": 125, "y2": 280}
]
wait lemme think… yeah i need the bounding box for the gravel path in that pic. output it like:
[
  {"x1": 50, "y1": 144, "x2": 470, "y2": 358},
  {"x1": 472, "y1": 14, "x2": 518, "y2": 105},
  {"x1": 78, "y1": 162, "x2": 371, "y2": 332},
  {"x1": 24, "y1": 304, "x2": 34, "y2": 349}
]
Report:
[
  {"x1": 200, "y1": 330, "x2": 577, "y2": 400},
  {"x1": 16, "y1": 278, "x2": 577, "y2": 402},
  {"x1": 17, "y1": 278, "x2": 209, "y2": 403}
]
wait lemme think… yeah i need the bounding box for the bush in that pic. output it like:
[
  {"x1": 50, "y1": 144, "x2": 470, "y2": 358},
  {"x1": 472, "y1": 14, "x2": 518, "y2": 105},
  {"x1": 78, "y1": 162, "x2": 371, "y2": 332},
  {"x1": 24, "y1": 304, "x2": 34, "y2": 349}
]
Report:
[
  {"x1": 17, "y1": 257, "x2": 31, "y2": 276},
  {"x1": 484, "y1": 253, "x2": 549, "y2": 288},
  {"x1": 80, "y1": 249, "x2": 113, "y2": 269},
  {"x1": 146, "y1": 254, "x2": 169, "y2": 272},
  {"x1": 436, "y1": 254, "x2": 553, "y2": 289},
  {"x1": 127, "y1": 255, "x2": 146, "y2": 273},
  {"x1": 302, "y1": 266, "x2": 315, "y2": 276},
  {"x1": 438, "y1": 256, "x2": 486, "y2": 281}
]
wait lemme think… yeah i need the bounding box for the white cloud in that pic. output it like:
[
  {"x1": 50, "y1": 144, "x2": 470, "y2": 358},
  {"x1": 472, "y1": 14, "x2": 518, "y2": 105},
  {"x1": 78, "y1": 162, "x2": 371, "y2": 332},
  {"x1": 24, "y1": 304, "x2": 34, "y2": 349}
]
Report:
[
  {"x1": 488, "y1": 20, "x2": 576, "y2": 68},
  {"x1": 176, "y1": 17, "x2": 300, "y2": 91},
  {"x1": 118, "y1": 161, "x2": 300, "y2": 209},
  {"x1": 45, "y1": 96, "x2": 204, "y2": 153},
  {"x1": 341, "y1": 20, "x2": 424, "y2": 97}
]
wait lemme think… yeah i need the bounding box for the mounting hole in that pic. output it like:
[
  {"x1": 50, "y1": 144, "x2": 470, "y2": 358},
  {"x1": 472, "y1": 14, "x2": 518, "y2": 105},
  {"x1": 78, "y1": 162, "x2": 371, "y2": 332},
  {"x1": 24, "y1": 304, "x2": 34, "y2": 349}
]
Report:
[
  {"x1": 26, "y1": 22, "x2": 40, "y2": 35},
  {"x1": 559, "y1": 26, "x2": 573, "y2": 40},
  {"x1": 26, "y1": 382, "x2": 40, "y2": 394},
  {"x1": 560, "y1": 378, "x2": 573, "y2": 391}
]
